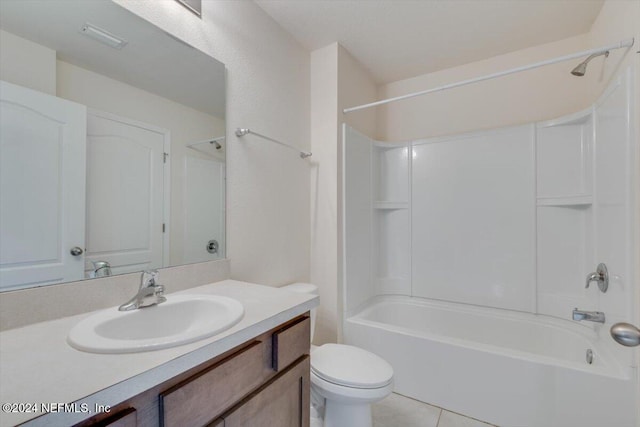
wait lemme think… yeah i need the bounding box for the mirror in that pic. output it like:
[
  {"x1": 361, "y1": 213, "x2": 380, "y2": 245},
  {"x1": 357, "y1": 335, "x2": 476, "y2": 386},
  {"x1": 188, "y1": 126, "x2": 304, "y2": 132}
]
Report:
[{"x1": 0, "y1": 0, "x2": 226, "y2": 291}]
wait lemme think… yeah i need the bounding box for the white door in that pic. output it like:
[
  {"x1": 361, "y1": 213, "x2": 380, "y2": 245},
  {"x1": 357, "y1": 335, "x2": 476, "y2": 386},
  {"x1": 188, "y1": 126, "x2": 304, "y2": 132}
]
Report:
[
  {"x1": 183, "y1": 156, "x2": 225, "y2": 262},
  {"x1": 85, "y1": 110, "x2": 168, "y2": 276},
  {"x1": 0, "y1": 80, "x2": 87, "y2": 290}
]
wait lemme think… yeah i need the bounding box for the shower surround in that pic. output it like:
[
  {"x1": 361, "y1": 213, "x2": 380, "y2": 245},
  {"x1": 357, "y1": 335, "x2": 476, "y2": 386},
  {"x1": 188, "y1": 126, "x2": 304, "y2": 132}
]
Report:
[{"x1": 342, "y1": 68, "x2": 637, "y2": 427}]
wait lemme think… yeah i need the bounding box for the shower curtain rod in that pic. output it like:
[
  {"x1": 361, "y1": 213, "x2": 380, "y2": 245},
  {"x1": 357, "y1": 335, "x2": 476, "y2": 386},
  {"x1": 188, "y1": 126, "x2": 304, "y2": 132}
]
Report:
[
  {"x1": 343, "y1": 38, "x2": 635, "y2": 114},
  {"x1": 235, "y1": 128, "x2": 312, "y2": 159}
]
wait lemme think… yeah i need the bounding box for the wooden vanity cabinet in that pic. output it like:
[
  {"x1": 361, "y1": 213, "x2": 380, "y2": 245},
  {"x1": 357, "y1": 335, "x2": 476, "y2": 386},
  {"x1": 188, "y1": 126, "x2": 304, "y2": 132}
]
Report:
[{"x1": 74, "y1": 314, "x2": 310, "y2": 427}]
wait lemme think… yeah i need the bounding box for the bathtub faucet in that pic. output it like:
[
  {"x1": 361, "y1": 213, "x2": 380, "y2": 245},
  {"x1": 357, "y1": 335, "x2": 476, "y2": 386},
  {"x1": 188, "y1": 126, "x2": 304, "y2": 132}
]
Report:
[{"x1": 572, "y1": 308, "x2": 605, "y2": 324}]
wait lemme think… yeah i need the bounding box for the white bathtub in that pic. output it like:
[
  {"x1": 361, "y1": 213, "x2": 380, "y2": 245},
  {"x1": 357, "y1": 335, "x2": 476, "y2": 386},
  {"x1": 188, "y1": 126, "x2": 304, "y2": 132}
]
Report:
[{"x1": 344, "y1": 296, "x2": 638, "y2": 427}]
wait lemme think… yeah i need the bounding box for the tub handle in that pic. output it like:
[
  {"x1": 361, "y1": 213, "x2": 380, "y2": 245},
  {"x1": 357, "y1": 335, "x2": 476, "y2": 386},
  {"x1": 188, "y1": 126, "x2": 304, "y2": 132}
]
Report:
[
  {"x1": 610, "y1": 323, "x2": 640, "y2": 347},
  {"x1": 585, "y1": 263, "x2": 608, "y2": 293}
]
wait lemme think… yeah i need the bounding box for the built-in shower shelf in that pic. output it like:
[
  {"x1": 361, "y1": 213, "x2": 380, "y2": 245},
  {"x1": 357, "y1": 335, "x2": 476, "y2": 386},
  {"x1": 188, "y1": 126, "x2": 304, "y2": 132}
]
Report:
[
  {"x1": 374, "y1": 201, "x2": 409, "y2": 210},
  {"x1": 536, "y1": 195, "x2": 592, "y2": 207}
]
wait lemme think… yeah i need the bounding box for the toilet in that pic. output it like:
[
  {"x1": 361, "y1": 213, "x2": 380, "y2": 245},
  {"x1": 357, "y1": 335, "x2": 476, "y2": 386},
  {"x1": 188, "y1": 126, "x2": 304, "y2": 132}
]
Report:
[{"x1": 281, "y1": 283, "x2": 394, "y2": 427}]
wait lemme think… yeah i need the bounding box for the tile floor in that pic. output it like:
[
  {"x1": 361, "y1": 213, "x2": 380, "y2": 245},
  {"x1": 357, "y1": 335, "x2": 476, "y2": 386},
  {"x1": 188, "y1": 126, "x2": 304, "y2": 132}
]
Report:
[{"x1": 373, "y1": 393, "x2": 496, "y2": 427}]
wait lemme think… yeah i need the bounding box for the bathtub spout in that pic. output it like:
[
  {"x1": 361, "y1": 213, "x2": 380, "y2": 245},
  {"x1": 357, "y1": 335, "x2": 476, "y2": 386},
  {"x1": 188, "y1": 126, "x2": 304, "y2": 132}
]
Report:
[{"x1": 572, "y1": 308, "x2": 605, "y2": 324}]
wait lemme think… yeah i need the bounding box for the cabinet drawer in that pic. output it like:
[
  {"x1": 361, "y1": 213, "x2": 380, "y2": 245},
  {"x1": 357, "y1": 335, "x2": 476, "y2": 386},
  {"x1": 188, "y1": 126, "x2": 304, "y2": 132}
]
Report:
[
  {"x1": 223, "y1": 356, "x2": 310, "y2": 427},
  {"x1": 160, "y1": 340, "x2": 270, "y2": 427},
  {"x1": 101, "y1": 409, "x2": 136, "y2": 427},
  {"x1": 74, "y1": 408, "x2": 136, "y2": 427},
  {"x1": 272, "y1": 316, "x2": 310, "y2": 371}
]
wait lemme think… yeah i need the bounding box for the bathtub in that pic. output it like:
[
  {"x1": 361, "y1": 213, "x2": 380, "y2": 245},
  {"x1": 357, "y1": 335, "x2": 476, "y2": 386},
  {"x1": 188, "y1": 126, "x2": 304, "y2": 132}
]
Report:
[{"x1": 343, "y1": 296, "x2": 637, "y2": 427}]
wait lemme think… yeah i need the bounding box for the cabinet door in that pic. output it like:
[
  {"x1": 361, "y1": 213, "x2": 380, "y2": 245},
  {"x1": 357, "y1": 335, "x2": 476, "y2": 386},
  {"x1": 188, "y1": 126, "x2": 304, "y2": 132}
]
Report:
[
  {"x1": 160, "y1": 341, "x2": 271, "y2": 427},
  {"x1": 272, "y1": 316, "x2": 310, "y2": 371},
  {"x1": 223, "y1": 356, "x2": 310, "y2": 427}
]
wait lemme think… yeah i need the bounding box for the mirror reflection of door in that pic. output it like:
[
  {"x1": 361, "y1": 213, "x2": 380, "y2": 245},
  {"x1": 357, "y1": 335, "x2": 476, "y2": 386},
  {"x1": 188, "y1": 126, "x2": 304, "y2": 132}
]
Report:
[
  {"x1": 85, "y1": 110, "x2": 169, "y2": 277},
  {"x1": 0, "y1": 81, "x2": 87, "y2": 291}
]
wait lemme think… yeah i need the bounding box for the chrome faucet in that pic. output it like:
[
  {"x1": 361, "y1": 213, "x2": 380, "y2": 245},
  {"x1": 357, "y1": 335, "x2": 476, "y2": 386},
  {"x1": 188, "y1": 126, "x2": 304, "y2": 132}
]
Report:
[
  {"x1": 118, "y1": 270, "x2": 166, "y2": 311},
  {"x1": 572, "y1": 308, "x2": 605, "y2": 324},
  {"x1": 91, "y1": 260, "x2": 112, "y2": 278}
]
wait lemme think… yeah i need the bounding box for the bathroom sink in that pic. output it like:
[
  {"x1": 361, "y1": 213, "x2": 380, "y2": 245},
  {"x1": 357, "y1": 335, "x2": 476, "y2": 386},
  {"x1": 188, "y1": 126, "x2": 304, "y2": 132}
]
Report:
[{"x1": 67, "y1": 294, "x2": 244, "y2": 354}]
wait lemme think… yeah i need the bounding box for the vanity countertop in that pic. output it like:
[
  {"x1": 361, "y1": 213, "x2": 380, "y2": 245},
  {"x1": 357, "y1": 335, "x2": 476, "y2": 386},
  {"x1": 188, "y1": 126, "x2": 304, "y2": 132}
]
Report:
[{"x1": 0, "y1": 280, "x2": 318, "y2": 426}]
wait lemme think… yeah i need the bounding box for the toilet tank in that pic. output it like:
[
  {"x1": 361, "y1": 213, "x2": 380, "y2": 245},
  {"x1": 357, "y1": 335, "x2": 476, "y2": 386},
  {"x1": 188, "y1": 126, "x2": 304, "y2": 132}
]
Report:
[{"x1": 280, "y1": 282, "x2": 318, "y2": 343}]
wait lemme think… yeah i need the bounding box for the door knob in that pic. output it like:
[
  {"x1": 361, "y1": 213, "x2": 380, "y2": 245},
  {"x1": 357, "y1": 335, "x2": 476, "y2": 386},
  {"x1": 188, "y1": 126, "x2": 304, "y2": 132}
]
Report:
[
  {"x1": 610, "y1": 323, "x2": 640, "y2": 347},
  {"x1": 585, "y1": 263, "x2": 608, "y2": 292},
  {"x1": 70, "y1": 246, "x2": 84, "y2": 256},
  {"x1": 207, "y1": 239, "x2": 219, "y2": 254}
]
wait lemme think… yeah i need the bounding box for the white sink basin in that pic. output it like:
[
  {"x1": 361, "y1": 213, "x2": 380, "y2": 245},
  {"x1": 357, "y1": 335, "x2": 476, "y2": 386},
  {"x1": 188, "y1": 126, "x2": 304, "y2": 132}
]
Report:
[{"x1": 67, "y1": 294, "x2": 244, "y2": 354}]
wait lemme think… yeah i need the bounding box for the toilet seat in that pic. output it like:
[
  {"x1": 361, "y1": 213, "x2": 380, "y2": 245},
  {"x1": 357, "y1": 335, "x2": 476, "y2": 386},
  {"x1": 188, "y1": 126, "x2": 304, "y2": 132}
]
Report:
[
  {"x1": 311, "y1": 344, "x2": 393, "y2": 389},
  {"x1": 311, "y1": 370, "x2": 393, "y2": 404}
]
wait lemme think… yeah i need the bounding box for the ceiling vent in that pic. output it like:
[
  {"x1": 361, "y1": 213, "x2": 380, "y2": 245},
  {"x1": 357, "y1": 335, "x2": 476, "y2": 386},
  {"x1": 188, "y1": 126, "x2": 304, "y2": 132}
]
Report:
[{"x1": 80, "y1": 23, "x2": 128, "y2": 49}]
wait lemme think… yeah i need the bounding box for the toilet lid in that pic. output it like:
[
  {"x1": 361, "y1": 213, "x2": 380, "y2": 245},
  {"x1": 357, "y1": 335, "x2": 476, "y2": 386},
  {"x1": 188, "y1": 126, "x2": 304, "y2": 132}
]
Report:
[
  {"x1": 281, "y1": 282, "x2": 318, "y2": 295},
  {"x1": 311, "y1": 344, "x2": 393, "y2": 389}
]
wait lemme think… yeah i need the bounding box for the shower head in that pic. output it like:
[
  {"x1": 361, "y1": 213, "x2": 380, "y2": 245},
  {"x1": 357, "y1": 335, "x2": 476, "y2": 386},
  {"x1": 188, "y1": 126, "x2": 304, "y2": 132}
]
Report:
[
  {"x1": 571, "y1": 51, "x2": 609, "y2": 76},
  {"x1": 186, "y1": 136, "x2": 224, "y2": 152}
]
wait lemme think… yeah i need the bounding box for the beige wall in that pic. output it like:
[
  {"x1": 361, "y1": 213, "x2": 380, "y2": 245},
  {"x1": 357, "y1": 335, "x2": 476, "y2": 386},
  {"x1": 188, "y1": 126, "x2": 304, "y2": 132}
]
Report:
[
  {"x1": 56, "y1": 60, "x2": 225, "y2": 267},
  {"x1": 310, "y1": 44, "x2": 339, "y2": 345},
  {"x1": 338, "y1": 46, "x2": 378, "y2": 137},
  {"x1": 310, "y1": 43, "x2": 376, "y2": 344},
  {"x1": 114, "y1": 0, "x2": 311, "y2": 286},
  {"x1": 377, "y1": 1, "x2": 639, "y2": 143},
  {"x1": 377, "y1": 34, "x2": 591, "y2": 141},
  {"x1": 0, "y1": 29, "x2": 56, "y2": 95}
]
